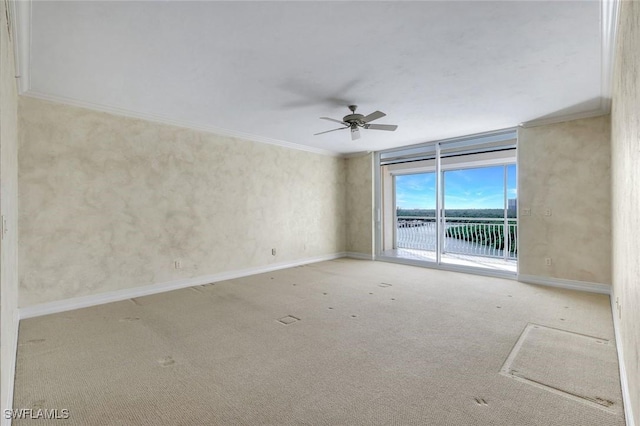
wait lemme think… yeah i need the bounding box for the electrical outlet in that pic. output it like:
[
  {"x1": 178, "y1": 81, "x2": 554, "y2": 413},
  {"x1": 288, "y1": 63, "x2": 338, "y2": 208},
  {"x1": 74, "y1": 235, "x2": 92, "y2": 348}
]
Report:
[
  {"x1": 544, "y1": 257, "x2": 552, "y2": 266},
  {"x1": 271, "y1": 248, "x2": 276, "y2": 256},
  {"x1": 544, "y1": 208, "x2": 552, "y2": 217},
  {"x1": 521, "y1": 208, "x2": 531, "y2": 216},
  {"x1": 174, "y1": 260, "x2": 182, "y2": 269}
]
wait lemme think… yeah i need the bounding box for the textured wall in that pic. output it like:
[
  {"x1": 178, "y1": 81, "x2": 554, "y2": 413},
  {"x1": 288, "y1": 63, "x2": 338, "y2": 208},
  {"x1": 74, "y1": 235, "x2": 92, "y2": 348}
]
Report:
[
  {"x1": 18, "y1": 97, "x2": 347, "y2": 307},
  {"x1": 345, "y1": 154, "x2": 373, "y2": 255},
  {"x1": 611, "y1": 1, "x2": 640, "y2": 424},
  {"x1": 0, "y1": 0, "x2": 20, "y2": 414},
  {"x1": 518, "y1": 115, "x2": 611, "y2": 285}
]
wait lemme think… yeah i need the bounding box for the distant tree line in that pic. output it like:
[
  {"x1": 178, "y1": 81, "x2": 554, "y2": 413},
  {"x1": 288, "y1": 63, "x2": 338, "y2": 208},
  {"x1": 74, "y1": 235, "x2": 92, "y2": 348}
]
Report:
[{"x1": 397, "y1": 208, "x2": 517, "y2": 219}]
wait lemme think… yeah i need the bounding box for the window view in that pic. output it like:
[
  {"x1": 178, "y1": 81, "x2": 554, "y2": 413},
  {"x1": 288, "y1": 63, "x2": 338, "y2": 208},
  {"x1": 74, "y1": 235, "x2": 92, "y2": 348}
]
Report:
[
  {"x1": 396, "y1": 173, "x2": 437, "y2": 252},
  {"x1": 442, "y1": 165, "x2": 517, "y2": 267},
  {"x1": 388, "y1": 161, "x2": 517, "y2": 273}
]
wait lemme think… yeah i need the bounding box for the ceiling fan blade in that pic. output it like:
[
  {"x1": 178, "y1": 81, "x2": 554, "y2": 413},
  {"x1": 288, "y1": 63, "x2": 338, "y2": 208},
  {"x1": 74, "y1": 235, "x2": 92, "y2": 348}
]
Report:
[
  {"x1": 351, "y1": 127, "x2": 361, "y2": 141},
  {"x1": 314, "y1": 127, "x2": 348, "y2": 136},
  {"x1": 364, "y1": 123, "x2": 398, "y2": 131},
  {"x1": 362, "y1": 110, "x2": 386, "y2": 123},
  {"x1": 320, "y1": 117, "x2": 348, "y2": 125}
]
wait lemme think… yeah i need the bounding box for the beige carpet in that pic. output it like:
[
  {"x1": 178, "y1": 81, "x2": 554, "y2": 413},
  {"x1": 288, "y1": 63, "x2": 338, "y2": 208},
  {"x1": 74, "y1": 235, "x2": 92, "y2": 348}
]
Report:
[{"x1": 13, "y1": 259, "x2": 625, "y2": 425}]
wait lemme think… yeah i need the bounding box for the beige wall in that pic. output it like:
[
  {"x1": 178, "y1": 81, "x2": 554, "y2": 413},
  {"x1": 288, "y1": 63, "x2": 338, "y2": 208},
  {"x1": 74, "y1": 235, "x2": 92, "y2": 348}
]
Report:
[
  {"x1": 18, "y1": 97, "x2": 347, "y2": 307},
  {"x1": 611, "y1": 1, "x2": 639, "y2": 424},
  {"x1": 345, "y1": 153, "x2": 373, "y2": 256},
  {"x1": 518, "y1": 116, "x2": 611, "y2": 285},
  {"x1": 0, "y1": 0, "x2": 20, "y2": 414}
]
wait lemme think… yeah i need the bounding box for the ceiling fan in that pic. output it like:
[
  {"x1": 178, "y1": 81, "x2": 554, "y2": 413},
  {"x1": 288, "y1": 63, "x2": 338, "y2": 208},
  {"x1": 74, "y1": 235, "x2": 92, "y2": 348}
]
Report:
[{"x1": 314, "y1": 105, "x2": 398, "y2": 141}]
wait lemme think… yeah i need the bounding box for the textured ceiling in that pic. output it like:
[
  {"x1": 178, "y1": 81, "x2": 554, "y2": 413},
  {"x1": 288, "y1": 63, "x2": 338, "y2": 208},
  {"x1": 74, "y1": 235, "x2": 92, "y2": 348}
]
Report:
[{"x1": 27, "y1": 1, "x2": 603, "y2": 154}]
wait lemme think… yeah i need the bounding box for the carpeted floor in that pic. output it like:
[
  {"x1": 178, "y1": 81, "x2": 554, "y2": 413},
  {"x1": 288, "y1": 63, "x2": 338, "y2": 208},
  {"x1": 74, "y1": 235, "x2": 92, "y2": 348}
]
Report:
[{"x1": 13, "y1": 259, "x2": 625, "y2": 425}]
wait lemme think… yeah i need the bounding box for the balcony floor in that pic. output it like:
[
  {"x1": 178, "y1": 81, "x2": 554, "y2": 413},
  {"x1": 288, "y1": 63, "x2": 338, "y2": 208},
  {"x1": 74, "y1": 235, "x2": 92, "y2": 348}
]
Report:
[{"x1": 382, "y1": 248, "x2": 517, "y2": 273}]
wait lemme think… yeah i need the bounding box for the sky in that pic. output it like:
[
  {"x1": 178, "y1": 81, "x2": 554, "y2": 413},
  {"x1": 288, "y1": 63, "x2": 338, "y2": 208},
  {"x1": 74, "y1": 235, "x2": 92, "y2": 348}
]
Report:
[{"x1": 395, "y1": 165, "x2": 516, "y2": 210}]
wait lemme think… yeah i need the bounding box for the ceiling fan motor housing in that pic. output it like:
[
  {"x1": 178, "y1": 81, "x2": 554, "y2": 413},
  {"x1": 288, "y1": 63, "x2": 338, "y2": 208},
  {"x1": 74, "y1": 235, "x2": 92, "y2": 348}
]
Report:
[{"x1": 344, "y1": 114, "x2": 365, "y2": 126}]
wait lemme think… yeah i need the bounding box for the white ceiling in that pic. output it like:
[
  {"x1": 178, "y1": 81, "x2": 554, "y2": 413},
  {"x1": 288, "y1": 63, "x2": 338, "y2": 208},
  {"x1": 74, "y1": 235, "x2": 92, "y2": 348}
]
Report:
[{"x1": 22, "y1": 1, "x2": 609, "y2": 155}]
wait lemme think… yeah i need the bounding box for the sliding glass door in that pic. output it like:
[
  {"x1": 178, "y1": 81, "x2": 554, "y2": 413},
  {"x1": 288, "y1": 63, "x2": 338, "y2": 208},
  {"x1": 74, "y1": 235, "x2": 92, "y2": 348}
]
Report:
[
  {"x1": 377, "y1": 129, "x2": 518, "y2": 275},
  {"x1": 440, "y1": 164, "x2": 517, "y2": 271}
]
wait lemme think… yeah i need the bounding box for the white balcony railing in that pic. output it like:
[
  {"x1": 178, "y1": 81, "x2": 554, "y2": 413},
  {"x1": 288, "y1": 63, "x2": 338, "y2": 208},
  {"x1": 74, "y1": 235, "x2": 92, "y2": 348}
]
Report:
[{"x1": 396, "y1": 216, "x2": 518, "y2": 260}]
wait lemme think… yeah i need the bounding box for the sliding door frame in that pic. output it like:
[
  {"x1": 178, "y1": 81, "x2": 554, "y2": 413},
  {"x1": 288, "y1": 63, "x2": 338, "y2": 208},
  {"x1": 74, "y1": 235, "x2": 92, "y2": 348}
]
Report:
[{"x1": 374, "y1": 127, "x2": 518, "y2": 279}]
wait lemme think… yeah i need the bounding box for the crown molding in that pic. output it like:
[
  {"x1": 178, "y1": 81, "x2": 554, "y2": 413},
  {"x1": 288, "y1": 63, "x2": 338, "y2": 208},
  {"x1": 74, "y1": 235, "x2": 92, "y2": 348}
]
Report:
[
  {"x1": 23, "y1": 91, "x2": 343, "y2": 157},
  {"x1": 600, "y1": 0, "x2": 621, "y2": 113},
  {"x1": 342, "y1": 151, "x2": 372, "y2": 159},
  {"x1": 519, "y1": 108, "x2": 609, "y2": 128}
]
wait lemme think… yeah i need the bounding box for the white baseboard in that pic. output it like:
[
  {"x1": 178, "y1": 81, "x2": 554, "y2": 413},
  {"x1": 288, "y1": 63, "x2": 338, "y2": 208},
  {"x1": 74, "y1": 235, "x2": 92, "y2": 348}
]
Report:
[
  {"x1": 2, "y1": 310, "x2": 19, "y2": 426},
  {"x1": 344, "y1": 252, "x2": 375, "y2": 260},
  {"x1": 517, "y1": 274, "x2": 611, "y2": 295},
  {"x1": 611, "y1": 295, "x2": 636, "y2": 426},
  {"x1": 19, "y1": 252, "x2": 346, "y2": 319}
]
